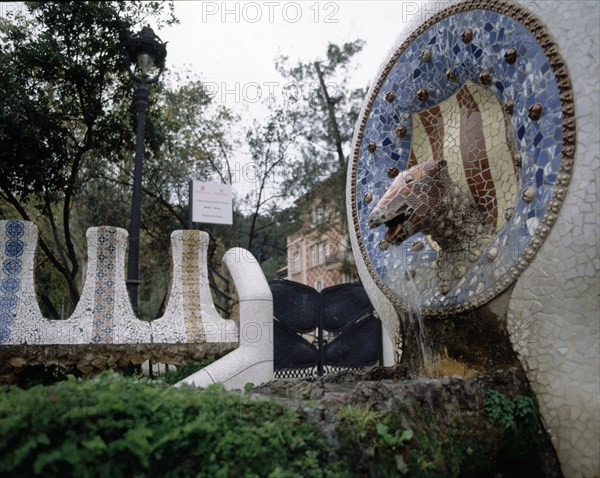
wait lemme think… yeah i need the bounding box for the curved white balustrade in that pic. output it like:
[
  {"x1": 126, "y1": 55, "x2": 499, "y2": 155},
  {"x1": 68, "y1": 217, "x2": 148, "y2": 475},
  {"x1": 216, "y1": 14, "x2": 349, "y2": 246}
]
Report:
[
  {"x1": 177, "y1": 247, "x2": 273, "y2": 390},
  {"x1": 0, "y1": 221, "x2": 238, "y2": 346}
]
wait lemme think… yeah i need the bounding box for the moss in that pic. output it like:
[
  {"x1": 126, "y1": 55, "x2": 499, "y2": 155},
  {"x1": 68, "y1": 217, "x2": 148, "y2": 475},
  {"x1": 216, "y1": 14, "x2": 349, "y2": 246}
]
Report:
[{"x1": 332, "y1": 390, "x2": 556, "y2": 478}]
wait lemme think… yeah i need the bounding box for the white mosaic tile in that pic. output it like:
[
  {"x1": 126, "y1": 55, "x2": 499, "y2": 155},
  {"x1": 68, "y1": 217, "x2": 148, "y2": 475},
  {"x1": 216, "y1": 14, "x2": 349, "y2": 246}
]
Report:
[
  {"x1": 63, "y1": 226, "x2": 151, "y2": 344},
  {"x1": 347, "y1": 1, "x2": 599, "y2": 476},
  {"x1": 178, "y1": 247, "x2": 273, "y2": 390},
  {"x1": 0, "y1": 220, "x2": 47, "y2": 344},
  {"x1": 152, "y1": 230, "x2": 237, "y2": 344},
  {"x1": 0, "y1": 224, "x2": 237, "y2": 347}
]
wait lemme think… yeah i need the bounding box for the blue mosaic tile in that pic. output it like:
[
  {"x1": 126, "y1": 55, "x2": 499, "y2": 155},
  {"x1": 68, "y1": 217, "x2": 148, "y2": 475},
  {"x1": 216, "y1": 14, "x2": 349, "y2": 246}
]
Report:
[
  {"x1": 353, "y1": 7, "x2": 565, "y2": 312},
  {"x1": 0, "y1": 221, "x2": 24, "y2": 344},
  {"x1": 92, "y1": 227, "x2": 118, "y2": 344},
  {"x1": 6, "y1": 221, "x2": 24, "y2": 238},
  {"x1": 2, "y1": 259, "x2": 21, "y2": 276},
  {"x1": 1, "y1": 278, "x2": 20, "y2": 294},
  {"x1": 4, "y1": 240, "x2": 23, "y2": 258}
]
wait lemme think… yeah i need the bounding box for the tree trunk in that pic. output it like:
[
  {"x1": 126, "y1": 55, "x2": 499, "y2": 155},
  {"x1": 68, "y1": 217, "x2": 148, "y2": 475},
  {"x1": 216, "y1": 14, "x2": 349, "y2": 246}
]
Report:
[{"x1": 314, "y1": 62, "x2": 345, "y2": 168}]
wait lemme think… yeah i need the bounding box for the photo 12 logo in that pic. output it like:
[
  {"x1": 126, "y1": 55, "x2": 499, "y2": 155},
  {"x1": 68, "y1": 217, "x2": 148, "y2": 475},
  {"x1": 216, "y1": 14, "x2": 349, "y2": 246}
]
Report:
[
  {"x1": 0, "y1": 3, "x2": 23, "y2": 18},
  {"x1": 400, "y1": 1, "x2": 541, "y2": 23},
  {"x1": 204, "y1": 81, "x2": 340, "y2": 104},
  {"x1": 201, "y1": 2, "x2": 339, "y2": 24}
]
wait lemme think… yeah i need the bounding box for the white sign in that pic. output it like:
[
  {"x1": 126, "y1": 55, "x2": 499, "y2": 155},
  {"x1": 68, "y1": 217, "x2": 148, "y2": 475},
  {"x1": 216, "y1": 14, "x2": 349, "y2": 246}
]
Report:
[{"x1": 191, "y1": 181, "x2": 233, "y2": 225}]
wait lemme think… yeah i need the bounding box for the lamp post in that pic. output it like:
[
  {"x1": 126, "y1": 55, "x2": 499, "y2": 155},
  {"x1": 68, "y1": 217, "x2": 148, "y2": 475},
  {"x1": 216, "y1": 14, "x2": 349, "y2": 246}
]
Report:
[{"x1": 124, "y1": 27, "x2": 167, "y2": 312}]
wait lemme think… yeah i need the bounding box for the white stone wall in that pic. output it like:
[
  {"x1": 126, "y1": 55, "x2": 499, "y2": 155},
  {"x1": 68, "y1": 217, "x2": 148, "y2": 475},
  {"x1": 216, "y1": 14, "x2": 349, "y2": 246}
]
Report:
[
  {"x1": 506, "y1": 2, "x2": 600, "y2": 476},
  {"x1": 0, "y1": 222, "x2": 238, "y2": 347},
  {"x1": 347, "y1": 1, "x2": 599, "y2": 475},
  {"x1": 151, "y1": 230, "x2": 237, "y2": 343}
]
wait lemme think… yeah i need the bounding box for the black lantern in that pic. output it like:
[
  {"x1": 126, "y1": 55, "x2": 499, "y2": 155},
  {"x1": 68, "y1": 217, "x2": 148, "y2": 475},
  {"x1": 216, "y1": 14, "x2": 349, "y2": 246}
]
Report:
[
  {"x1": 125, "y1": 26, "x2": 167, "y2": 83},
  {"x1": 124, "y1": 27, "x2": 167, "y2": 312}
]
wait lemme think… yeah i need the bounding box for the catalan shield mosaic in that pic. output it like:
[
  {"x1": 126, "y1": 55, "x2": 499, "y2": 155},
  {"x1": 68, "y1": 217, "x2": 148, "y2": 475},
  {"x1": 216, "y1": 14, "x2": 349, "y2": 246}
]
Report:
[{"x1": 350, "y1": 0, "x2": 575, "y2": 316}]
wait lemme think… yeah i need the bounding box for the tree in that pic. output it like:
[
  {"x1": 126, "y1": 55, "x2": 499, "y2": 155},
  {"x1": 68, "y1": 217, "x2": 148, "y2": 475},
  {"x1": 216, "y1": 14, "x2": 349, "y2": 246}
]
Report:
[
  {"x1": 275, "y1": 40, "x2": 367, "y2": 197},
  {"x1": 0, "y1": 1, "x2": 177, "y2": 317},
  {"x1": 268, "y1": 40, "x2": 367, "y2": 276},
  {"x1": 125, "y1": 75, "x2": 241, "y2": 319},
  {"x1": 242, "y1": 108, "x2": 299, "y2": 254}
]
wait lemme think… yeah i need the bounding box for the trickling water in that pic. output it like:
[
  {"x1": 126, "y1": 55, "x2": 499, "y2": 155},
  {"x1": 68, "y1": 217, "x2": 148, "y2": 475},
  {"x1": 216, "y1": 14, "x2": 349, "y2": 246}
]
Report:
[{"x1": 399, "y1": 267, "x2": 431, "y2": 370}]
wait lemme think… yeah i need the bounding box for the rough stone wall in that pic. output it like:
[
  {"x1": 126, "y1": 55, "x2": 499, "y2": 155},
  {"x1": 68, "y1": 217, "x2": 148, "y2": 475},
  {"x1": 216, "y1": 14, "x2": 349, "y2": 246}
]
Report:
[{"x1": 0, "y1": 343, "x2": 236, "y2": 384}]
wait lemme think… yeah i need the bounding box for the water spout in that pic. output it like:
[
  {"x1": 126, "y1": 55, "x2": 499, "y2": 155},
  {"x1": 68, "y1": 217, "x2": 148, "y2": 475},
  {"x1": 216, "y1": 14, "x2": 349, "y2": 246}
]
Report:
[{"x1": 399, "y1": 267, "x2": 431, "y2": 373}]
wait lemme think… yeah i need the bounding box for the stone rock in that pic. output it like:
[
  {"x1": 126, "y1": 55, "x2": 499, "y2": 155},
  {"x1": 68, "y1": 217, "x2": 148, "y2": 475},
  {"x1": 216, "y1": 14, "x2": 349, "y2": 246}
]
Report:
[
  {"x1": 0, "y1": 343, "x2": 237, "y2": 385},
  {"x1": 9, "y1": 357, "x2": 26, "y2": 368}
]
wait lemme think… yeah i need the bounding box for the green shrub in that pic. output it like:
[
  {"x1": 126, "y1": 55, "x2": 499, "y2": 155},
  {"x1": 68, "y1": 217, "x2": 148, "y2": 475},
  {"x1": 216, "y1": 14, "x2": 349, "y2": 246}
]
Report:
[
  {"x1": 334, "y1": 392, "x2": 549, "y2": 478},
  {"x1": 335, "y1": 405, "x2": 415, "y2": 477},
  {"x1": 0, "y1": 376, "x2": 557, "y2": 478},
  {"x1": 484, "y1": 389, "x2": 547, "y2": 476},
  {"x1": 159, "y1": 359, "x2": 215, "y2": 385},
  {"x1": 0, "y1": 373, "x2": 340, "y2": 477}
]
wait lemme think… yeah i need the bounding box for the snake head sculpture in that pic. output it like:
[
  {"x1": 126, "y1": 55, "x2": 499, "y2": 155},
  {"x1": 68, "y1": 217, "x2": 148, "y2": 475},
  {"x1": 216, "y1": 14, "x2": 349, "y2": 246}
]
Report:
[{"x1": 368, "y1": 160, "x2": 452, "y2": 244}]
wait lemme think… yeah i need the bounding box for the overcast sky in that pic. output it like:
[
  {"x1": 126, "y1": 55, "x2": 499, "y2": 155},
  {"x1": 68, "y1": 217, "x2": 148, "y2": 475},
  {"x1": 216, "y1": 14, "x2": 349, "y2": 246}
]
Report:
[
  {"x1": 147, "y1": 1, "x2": 418, "y2": 202},
  {"x1": 160, "y1": 1, "x2": 414, "y2": 116}
]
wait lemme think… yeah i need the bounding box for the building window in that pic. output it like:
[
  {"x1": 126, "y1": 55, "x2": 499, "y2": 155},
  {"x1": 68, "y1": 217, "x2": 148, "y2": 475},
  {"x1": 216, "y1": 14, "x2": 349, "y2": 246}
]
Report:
[
  {"x1": 290, "y1": 245, "x2": 302, "y2": 275},
  {"x1": 311, "y1": 241, "x2": 328, "y2": 267},
  {"x1": 310, "y1": 205, "x2": 327, "y2": 226}
]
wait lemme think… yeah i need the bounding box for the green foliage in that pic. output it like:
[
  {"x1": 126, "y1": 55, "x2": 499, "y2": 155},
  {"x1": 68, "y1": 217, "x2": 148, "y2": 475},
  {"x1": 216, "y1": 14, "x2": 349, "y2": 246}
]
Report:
[
  {"x1": 484, "y1": 389, "x2": 537, "y2": 431},
  {"x1": 0, "y1": 376, "x2": 557, "y2": 478},
  {"x1": 484, "y1": 389, "x2": 547, "y2": 475},
  {"x1": 335, "y1": 391, "x2": 550, "y2": 478},
  {"x1": 485, "y1": 389, "x2": 518, "y2": 429},
  {"x1": 275, "y1": 40, "x2": 366, "y2": 197},
  {"x1": 0, "y1": 0, "x2": 178, "y2": 314},
  {"x1": 336, "y1": 405, "x2": 414, "y2": 477},
  {"x1": 159, "y1": 359, "x2": 215, "y2": 385},
  {"x1": 0, "y1": 2, "x2": 243, "y2": 319},
  {"x1": 0, "y1": 373, "x2": 341, "y2": 477},
  {"x1": 0, "y1": 1, "x2": 176, "y2": 199}
]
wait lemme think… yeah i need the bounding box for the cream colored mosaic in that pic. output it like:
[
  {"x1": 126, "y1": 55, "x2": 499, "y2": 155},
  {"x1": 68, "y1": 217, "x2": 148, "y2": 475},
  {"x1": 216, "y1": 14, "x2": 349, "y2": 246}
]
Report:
[{"x1": 181, "y1": 231, "x2": 205, "y2": 343}]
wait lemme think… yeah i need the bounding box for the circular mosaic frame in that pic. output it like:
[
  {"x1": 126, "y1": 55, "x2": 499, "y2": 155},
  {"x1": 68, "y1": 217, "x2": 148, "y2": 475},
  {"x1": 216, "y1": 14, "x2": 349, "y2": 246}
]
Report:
[{"x1": 350, "y1": 0, "x2": 575, "y2": 317}]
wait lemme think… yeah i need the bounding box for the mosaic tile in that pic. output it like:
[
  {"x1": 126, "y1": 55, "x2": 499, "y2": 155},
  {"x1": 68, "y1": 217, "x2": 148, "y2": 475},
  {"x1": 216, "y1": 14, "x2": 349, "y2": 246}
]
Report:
[
  {"x1": 350, "y1": 2, "x2": 574, "y2": 316},
  {"x1": 91, "y1": 227, "x2": 117, "y2": 344},
  {"x1": 0, "y1": 221, "x2": 24, "y2": 344},
  {"x1": 181, "y1": 231, "x2": 206, "y2": 342}
]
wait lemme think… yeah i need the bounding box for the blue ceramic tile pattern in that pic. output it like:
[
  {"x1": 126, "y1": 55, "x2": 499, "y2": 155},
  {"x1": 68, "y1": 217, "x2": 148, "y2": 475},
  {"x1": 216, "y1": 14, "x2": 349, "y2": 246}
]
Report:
[
  {"x1": 355, "y1": 9, "x2": 563, "y2": 310},
  {"x1": 91, "y1": 227, "x2": 117, "y2": 344},
  {"x1": 0, "y1": 221, "x2": 24, "y2": 343}
]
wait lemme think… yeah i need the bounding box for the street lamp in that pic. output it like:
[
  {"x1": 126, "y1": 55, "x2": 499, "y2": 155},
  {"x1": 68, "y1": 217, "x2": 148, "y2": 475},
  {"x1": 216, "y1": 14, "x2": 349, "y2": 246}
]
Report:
[{"x1": 124, "y1": 26, "x2": 167, "y2": 312}]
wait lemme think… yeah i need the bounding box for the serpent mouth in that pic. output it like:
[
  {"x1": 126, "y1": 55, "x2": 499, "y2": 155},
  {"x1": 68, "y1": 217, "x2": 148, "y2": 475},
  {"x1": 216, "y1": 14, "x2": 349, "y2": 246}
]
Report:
[{"x1": 383, "y1": 207, "x2": 411, "y2": 244}]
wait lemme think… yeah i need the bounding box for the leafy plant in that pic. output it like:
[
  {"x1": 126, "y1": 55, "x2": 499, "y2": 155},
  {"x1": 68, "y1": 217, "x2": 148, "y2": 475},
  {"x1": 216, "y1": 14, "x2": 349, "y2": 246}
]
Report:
[
  {"x1": 158, "y1": 358, "x2": 215, "y2": 385},
  {"x1": 484, "y1": 389, "x2": 519, "y2": 430},
  {"x1": 0, "y1": 375, "x2": 558, "y2": 478},
  {"x1": 0, "y1": 372, "x2": 341, "y2": 477},
  {"x1": 484, "y1": 389, "x2": 548, "y2": 476},
  {"x1": 336, "y1": 405, "x2": 415, "y2": 476},
  {"x1": 484, "y1": 389, "x2": 537, "y2": 431}
]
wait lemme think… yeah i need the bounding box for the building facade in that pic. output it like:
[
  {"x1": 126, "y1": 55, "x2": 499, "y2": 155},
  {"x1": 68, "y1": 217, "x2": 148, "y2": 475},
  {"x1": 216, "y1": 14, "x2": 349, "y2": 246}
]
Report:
[{"x1": 286, "y1": 178, "x2": 358, "y2": 290}]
